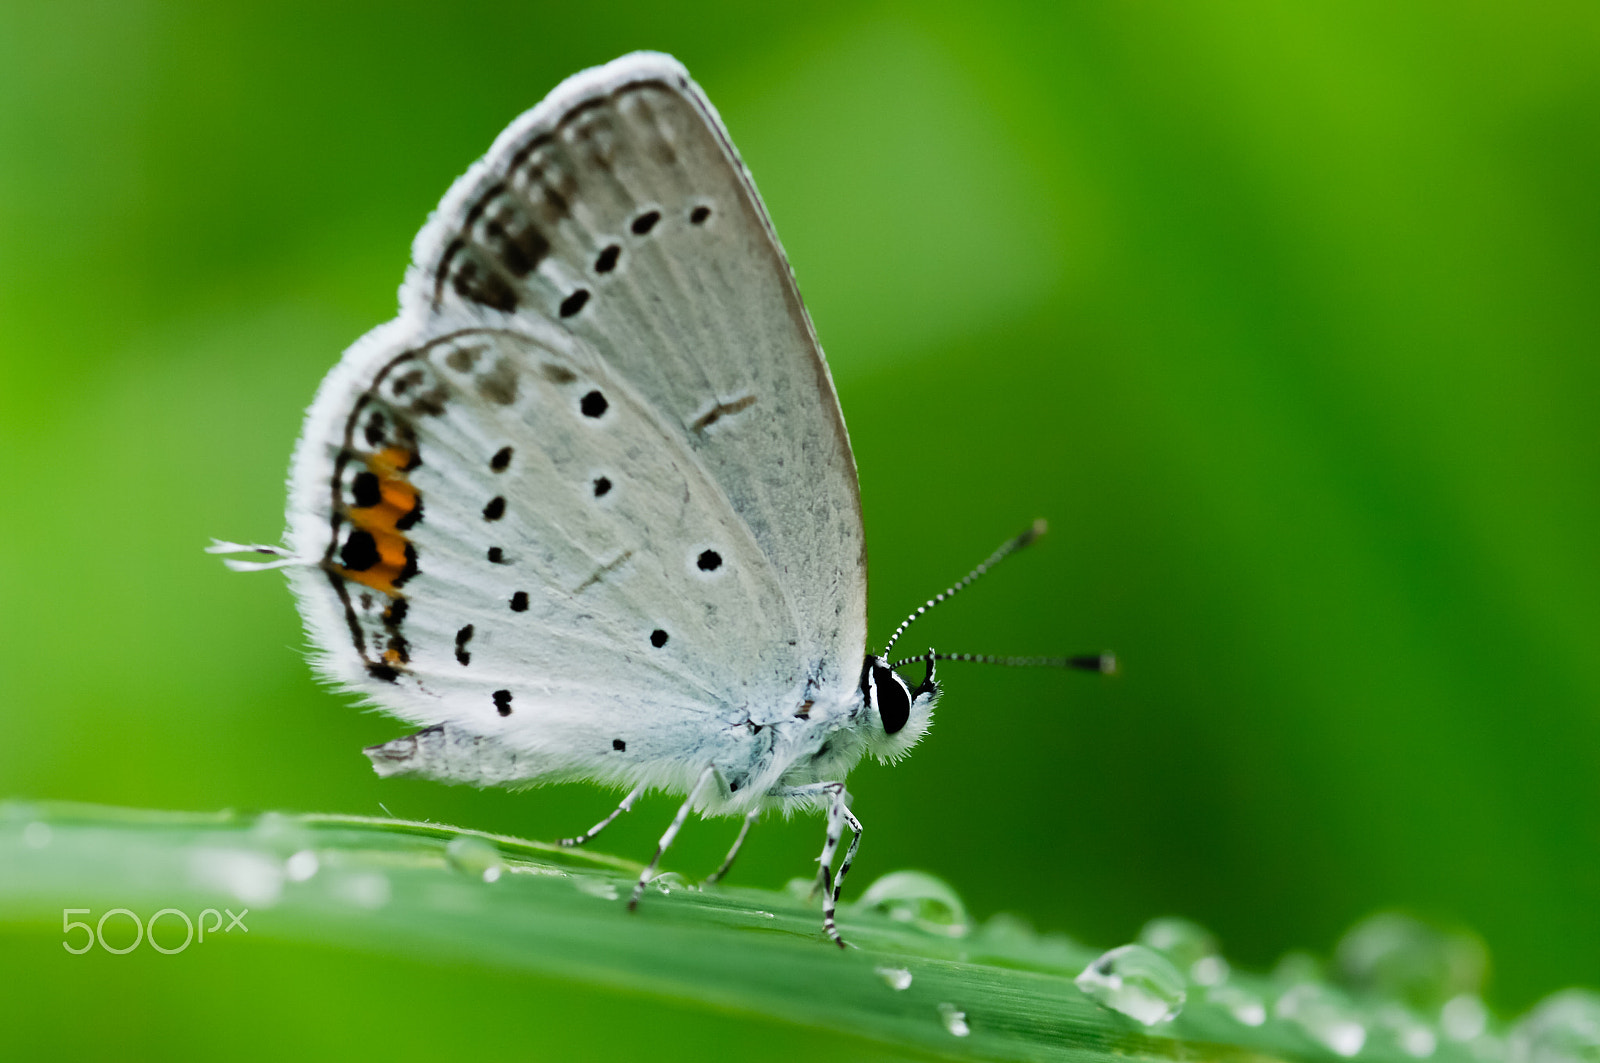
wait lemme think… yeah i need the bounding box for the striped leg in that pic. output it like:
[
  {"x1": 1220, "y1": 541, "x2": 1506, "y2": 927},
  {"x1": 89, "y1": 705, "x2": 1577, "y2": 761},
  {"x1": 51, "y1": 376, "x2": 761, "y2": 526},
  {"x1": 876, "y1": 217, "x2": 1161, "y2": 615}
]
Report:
[
  {"x1": 560, "y1": 782, "x2": 645, "y2": 847},
  {"x1": 705, "y1": 808, "x2": 759, "y2": 884},
  {"x1": 776, "y1": 782, "x2": 863, "y2": 947},
  {"x1": 628, "y1": 767, "x2": 714, "y2": 911},
  {"x1": 820, "y1": 793, "x2": 864, "y2": 949}
]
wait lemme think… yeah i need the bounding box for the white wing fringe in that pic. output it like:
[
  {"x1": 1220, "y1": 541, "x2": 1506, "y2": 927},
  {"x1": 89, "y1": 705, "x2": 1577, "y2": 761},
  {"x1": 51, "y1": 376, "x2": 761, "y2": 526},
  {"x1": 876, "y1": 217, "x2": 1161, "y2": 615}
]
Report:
[{"x1": 206, "y1": 539, "x2": 303, "y2": 572}]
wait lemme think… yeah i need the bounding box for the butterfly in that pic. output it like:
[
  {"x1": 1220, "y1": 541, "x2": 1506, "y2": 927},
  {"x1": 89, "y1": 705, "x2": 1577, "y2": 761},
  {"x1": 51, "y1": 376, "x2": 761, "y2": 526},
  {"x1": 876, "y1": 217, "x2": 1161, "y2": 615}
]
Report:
[{"x1": 213, "y1": 52, "x2": 1111, "y2": 947}]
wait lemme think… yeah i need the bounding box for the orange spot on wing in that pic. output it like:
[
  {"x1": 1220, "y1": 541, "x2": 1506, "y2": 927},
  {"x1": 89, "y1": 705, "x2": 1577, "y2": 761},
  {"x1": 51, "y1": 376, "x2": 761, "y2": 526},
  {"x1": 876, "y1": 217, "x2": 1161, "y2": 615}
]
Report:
[{"x1": 332, "y1": 446, "x2": 422, "y2": 595}]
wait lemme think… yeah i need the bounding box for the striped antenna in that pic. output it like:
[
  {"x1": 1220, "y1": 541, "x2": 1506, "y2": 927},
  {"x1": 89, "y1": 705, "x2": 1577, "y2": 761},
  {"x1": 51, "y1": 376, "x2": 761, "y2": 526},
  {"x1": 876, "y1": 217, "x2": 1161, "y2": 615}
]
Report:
[
  {"x1": 889, "y1": 651, "x2": 1118, "y2": 675},
  {"x1": 879, "y1": 519, "x2": 1049, "y2": 661}
]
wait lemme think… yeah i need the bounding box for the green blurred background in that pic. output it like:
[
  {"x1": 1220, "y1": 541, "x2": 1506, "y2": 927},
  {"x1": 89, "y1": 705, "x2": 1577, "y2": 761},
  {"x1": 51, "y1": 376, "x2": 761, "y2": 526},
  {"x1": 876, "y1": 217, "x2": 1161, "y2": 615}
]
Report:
[{"x1": 3, "y1": 0, "x2": 1598, "y2": 1056}]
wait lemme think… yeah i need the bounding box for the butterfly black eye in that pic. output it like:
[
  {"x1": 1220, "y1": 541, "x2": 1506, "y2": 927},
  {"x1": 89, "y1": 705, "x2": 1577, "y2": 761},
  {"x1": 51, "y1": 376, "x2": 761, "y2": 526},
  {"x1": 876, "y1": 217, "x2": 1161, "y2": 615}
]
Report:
[{"x1": 869, "y1": 662, "x2": 911, "y2": 735}]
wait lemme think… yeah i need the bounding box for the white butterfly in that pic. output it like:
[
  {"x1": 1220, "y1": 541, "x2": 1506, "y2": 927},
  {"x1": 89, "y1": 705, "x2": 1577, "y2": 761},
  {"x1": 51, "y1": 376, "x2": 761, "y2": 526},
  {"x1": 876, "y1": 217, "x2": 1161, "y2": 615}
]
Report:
[{"x1": 213, "y1": 52, "x2": 1110, "y2": 946}]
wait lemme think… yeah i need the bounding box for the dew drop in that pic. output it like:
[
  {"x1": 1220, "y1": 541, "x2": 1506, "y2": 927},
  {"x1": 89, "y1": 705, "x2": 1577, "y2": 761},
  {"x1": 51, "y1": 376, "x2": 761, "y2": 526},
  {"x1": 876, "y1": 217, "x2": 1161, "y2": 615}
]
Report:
[
  {"x1": 938, "y1": 1003, "x2": 971, "y2": 1037},
  {"x1": 1206, "y1": 983, "x2": 1267, "y2": 1026},
  {"x1": 855, "y1": 870, "x2": 969, "y2": 937},
  {"x1": 1336, "y1": 912, "x2": 1488, "y2": 1012},
  {"x1": 1075, "y1": 944, "x2": 1187, "y2": 1025},
  {"x1": 1376, "y1": 1004, "x2": 1440, "y2": 1058},
  {"x1": 876, "y1": 966, "x2": 914, "y2": 991},
  {"x1": 1140, "y1": 915, "x2": 1229, "y2": 985},
  {"x1": 446, "y1": 836, "x2": 505, "y2": 883},
  {"x1": 649, "y1": 871, "x2": 690, "y2": 895},
  {"x1": 1443, "y1": 995, "x2": 1490, "y2": 1042},
  {"x1": 576, "y1": 878, "x2": 620, "y2": 901},
  {"x1": 1511, "y1": 990, "x2": 1600, "y2": 1063},
  {"x1": 977, "y1": 911, "x2": 1037, "y2": 947},
  {"x1": 1276, "y1": 984, "x2": 1368, "y2": 1057},
  {"x1": 191, "y1": 848, "x2": 285, "y2": 906},
  {"x1": 285, "y1": 849, "x2": 320, "y2": 883}
]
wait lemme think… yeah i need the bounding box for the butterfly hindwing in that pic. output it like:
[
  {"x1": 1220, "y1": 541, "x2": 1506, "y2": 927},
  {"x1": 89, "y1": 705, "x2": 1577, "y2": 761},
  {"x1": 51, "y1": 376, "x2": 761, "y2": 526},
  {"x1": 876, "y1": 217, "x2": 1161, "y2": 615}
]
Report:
[{"x1": 289, "y1": 322, "x2": 812, "y2": 788}]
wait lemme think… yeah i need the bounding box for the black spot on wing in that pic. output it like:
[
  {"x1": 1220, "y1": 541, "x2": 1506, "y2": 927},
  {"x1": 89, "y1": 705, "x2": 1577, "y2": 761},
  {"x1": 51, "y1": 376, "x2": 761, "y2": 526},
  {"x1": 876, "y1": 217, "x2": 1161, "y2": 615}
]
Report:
[
  {"x1": 341, "y1": 531, "x2": 380, "y2": 571},
  {"x1": 592, "y1": 476, "x2": 612, "y2": 497},
  {"x1": 351, "y1": 471, "x2": 381, "y2": 508},
  {"x1": 689, "y1": 205, "x2": 711, "y2": 224},
  {"x1": 650, "y1": 629, "x2": 668, "y2": 648},
  {"x1": 594, "y1": 245, "x2": 620, "y2": 273},
  {"x1": 612, "y1": 739, "x2": 626, "y2": 751},
  {"x1": 455, "y1": 624, "x2": 474, "y2": 666},
  {"x1": 580, "y1": 390, "x2": 608, "y2": 418},
  {"x1": 631, "y1": 210, "x2": 660, "y2": 235},
  {"x1": 490, "y1": 446, "x2": 513, "y2": 471},
  {"x1": 483, "y1": 496, "x2": 506, "y2": 521},
  {"x1": 697, "y1": 549, "x2": 722, "y2": 572},
  {"x1": 493, "y1": 689, "x2": 513, "y2": 716},
  {"x1": 487, "y1": 546, "x2": 506, "y2": 564},
  {"x1": 559, "y1": 288, "x2": 590, "y2": 318},
  {"x1": 510, "y1": 591, "x2": 529, "y2": 612}
]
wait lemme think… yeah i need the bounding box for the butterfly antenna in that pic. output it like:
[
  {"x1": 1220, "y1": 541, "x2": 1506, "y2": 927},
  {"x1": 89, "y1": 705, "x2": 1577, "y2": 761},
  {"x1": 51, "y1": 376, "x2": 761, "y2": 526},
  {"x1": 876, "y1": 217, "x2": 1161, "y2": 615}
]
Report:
[
  {"x1": 879, "y1": 519, "x2": 1049, "y2": 661},
  {"x1": 889, "y1": 651, "x2": 1118, "y2": 675}
]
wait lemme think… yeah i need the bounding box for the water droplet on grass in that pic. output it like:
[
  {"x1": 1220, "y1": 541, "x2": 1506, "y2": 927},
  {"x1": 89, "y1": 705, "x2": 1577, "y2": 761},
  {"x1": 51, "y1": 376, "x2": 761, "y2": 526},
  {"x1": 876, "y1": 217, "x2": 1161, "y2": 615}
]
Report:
[
  {"x1": 1510, "y1": 989, "x2": 1600, "y2": 1063},
  {"x1": 1337, "y1": 912, "x2": 1487, "y2": 1011},
  {"x1": 1277, "y1": 983, "x2": 1367, "y2": 1057},
  {"x1": 876, "y1": 966, "x2": 913, "y2": 991},
  {"x1": 650, "y1": 871, "x2": 690, "y2": 894},
  {"x1": 1140, "y1": 916, "x2": 1217, "y2": 966},
  {"x1": 978, "y1": 912, "x2": 1036, "y2": 947},
  {"x1": 285, "y1": 849, "x2": 320, "y2": 882},
  {"x1": 855, "y1": 870, "x2": 969, "y2": 937},
  {"x1": 1375, "y1": 1004, "x2": 1439, "y2": 1058},
  {"x1": 1140, "y1": 916, "x2": 1230, "y2": 985},
  {"x1": 191, "y1": 848, "x2": 285, "y2": 906},
  {"x1": 1076, "y1": 944, "x2": 1187, "y2": 1025},
  {"x1": 1208, "y1": 984, "x2": 1268, "y2": 1026},
  {"x1": 1443, "y1": 996, "x2": 1490, "y2": 1042},
  {"x1": 446, "y1": 836, "x2": 504, "y2": 883},
  {"x1": 938, "y1": 1003, "x2": 971, "y2": 1037},
  {"x1": 577, "y1": 878, "x2": 620, "y2": 901}
]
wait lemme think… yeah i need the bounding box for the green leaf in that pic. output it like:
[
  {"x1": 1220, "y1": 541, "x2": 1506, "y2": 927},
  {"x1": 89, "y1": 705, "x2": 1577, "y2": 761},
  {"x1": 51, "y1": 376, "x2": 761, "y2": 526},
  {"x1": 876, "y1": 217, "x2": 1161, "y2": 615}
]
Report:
[{"x1": 0, "y1": 801, "x2": 1498, "y2": 1062}]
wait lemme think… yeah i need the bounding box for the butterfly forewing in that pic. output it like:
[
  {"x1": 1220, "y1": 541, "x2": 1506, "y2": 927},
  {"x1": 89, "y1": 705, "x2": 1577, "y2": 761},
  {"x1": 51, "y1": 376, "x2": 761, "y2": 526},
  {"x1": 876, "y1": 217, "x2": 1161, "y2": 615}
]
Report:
[
  {"x1": 286, "y1": 54, "x2": 866, "y2": 787},
  {"x1": 408, "y1": 54, "x2": 866, "y2": 701}
]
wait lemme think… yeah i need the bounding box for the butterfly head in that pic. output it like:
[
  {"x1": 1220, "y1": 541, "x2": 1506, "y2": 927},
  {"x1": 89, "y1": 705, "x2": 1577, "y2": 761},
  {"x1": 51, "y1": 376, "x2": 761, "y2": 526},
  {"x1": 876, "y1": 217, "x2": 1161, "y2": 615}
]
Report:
[{"x1": 860, "y1": 653, "x2": 939, "y2": 763}]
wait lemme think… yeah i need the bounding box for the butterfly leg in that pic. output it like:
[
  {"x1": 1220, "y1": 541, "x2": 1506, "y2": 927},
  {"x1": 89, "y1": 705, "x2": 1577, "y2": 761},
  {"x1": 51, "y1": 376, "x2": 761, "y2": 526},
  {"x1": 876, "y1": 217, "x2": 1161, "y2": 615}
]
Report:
[
  {"x1": 821, "y1": 793, "x2": 864, "y2": 949},
  {"x1": 560, "y1": 782, "x2": 646, "y2": 847},
  {"x1": 704, "y1": 808, "x2": 760, "y2": 885},
  {"x1": 775, "y1": 782, "x2": 863, "y2": 947},
  {"x1": 628, "y1": 766, "x2": 714, "y2": 911}
]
